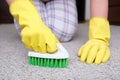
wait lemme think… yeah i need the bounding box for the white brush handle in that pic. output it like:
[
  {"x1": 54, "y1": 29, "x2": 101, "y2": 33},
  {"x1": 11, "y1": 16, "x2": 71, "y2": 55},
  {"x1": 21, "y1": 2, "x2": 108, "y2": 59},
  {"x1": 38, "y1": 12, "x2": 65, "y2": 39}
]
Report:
[{"x1": 28, "y1": 44, "x2": 69, "y2": 59}]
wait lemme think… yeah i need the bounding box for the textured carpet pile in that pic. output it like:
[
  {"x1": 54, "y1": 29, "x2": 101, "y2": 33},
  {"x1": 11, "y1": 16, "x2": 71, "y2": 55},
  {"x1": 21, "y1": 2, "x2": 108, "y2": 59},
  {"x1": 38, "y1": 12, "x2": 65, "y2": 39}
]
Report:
[{"x1": 0, "y1": 23, "x2": 120, "y2": 80}]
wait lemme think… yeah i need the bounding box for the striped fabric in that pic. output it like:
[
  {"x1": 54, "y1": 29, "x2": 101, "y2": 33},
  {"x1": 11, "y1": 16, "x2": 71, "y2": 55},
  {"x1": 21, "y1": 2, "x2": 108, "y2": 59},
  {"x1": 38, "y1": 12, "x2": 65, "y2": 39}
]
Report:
[
  {"x1": 14, "y1": 0, "x2": 78, "y2": 42},
  {"x1": 41, "y1": 0, "x2": 53, "y2": 2}
]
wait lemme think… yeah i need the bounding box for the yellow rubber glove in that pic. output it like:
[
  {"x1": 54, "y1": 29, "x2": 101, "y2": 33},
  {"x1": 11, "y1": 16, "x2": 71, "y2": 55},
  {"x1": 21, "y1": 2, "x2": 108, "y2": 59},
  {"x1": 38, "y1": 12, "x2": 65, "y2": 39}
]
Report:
[
  {"x1": 78, "y1": 17, "x2": 110, "y2": 64},
  {"x1": 9, "y1": 0, "x2": 59, "y2": 53}
]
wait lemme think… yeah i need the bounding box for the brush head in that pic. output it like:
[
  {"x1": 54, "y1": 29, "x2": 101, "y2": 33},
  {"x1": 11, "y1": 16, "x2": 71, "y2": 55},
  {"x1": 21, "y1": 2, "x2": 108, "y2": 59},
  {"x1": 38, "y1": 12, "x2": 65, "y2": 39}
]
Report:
[{"x1": 28, "y1": 44, "x2": 69, "y2": 68}]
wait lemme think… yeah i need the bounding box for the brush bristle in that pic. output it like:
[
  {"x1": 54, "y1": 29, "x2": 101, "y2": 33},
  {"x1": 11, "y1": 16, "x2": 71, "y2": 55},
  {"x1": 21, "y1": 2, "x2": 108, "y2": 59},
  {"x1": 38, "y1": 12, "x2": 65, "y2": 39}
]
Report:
[{"x1": 29, "y1": 57, "x2": 68, "y2": 68}]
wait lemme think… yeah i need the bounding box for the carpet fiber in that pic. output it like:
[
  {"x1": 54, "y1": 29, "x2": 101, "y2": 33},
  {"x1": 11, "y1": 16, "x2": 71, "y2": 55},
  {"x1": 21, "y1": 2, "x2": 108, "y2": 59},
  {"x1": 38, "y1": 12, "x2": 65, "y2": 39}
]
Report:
[{"x1": 0, "y1": 23, "x2": 120, "y2": 80}]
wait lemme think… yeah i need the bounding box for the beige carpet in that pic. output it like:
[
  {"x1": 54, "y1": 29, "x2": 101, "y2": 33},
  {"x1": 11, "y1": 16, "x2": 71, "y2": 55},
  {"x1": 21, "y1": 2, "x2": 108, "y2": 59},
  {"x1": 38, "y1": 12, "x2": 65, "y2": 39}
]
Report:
[{"x1": 0, "y1": 23, "x2": 120, "y2": 80}]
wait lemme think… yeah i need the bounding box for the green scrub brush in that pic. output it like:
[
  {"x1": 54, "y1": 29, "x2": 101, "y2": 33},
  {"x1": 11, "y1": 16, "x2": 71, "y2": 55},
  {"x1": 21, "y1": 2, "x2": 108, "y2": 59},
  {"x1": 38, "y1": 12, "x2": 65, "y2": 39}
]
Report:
[{"x1": 28, "y1": 44, "x2": 69, "y2": 68}]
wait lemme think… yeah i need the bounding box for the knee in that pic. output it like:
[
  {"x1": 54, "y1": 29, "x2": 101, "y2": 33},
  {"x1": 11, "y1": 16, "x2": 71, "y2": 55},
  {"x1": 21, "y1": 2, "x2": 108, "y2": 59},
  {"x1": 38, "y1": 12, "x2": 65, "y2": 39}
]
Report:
[{"x1": 52, "y1": 25, "x2": 77, "y2": 42}]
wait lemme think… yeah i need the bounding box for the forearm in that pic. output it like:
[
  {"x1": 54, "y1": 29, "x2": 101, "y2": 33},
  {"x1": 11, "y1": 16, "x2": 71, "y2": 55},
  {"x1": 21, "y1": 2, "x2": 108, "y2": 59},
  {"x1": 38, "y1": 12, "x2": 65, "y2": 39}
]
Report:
[
  {"x1": 6, "y1": 0, "x2": 14, "y2": 5},
  {"x1": 90, "y1": 0, "x2": 108, "y2": 19}
]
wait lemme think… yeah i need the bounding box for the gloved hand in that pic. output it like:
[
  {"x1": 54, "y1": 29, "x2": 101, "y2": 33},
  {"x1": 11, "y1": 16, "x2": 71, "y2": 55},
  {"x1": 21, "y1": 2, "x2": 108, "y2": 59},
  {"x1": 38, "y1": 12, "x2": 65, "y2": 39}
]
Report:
[
  {"x1": 78, "y1": 17, "x2": 110, "y2": 64},
  {"x1": 9, "y1": 0, "x2": 59, "y2": 53}
]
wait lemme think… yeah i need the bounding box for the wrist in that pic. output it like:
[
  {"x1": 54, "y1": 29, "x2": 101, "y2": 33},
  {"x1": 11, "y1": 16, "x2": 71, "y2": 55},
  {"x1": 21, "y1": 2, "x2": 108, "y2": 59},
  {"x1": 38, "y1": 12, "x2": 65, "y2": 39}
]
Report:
[{"x1": 89, "y1": 17, "x2": 110, "y2": 46}]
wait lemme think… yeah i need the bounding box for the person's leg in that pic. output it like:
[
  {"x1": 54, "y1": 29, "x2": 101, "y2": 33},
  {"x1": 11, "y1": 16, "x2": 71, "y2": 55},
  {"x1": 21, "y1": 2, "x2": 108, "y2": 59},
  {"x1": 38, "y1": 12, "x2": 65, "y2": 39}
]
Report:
[
  {"x1": 46, "y1": 0, "x2": 78, "y2": 42},
  {"x1": 13, "y1": 0, "x2": 48, "y2": 33}
]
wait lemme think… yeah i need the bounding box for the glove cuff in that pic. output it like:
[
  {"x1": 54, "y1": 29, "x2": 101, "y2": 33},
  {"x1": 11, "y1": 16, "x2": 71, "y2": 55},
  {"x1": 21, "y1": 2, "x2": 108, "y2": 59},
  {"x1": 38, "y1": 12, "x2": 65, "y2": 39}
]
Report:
[
  {"x1": 9, "y1": 0, "x2": 45, "y2": 29},
  {"x1": 89, "y1": 17, "x2": 110, "y2": 46}
]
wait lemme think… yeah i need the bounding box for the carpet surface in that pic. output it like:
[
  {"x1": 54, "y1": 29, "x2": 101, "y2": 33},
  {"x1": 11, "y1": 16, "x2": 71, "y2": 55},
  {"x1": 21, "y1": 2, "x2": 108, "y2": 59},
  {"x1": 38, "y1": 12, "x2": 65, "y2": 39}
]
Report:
[{"x1": 0, "y1": 23, "x2": 120, "y2": 80}]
